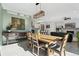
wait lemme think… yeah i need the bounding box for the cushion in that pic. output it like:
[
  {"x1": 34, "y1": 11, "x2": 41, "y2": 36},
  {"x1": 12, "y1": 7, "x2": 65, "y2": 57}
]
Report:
[{"x1": 48, "y1": 43, "x2": 60, "y2": 50}]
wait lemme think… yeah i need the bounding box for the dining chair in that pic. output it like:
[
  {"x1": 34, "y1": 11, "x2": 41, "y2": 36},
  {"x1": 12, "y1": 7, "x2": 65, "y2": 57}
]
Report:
[
  {"x1": 48, "y1": 33, "x2": 69, "y2": 56},
  {"x1": 32, "y1": 33, "x2": 46, "y2": 56},
  {"x1": 27, "y1": 32, "x2": 32, "y2": 48}
]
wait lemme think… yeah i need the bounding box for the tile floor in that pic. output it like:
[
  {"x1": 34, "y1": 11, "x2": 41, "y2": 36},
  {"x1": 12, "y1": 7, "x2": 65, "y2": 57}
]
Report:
[{"x1": 0, "y1": 40, "x2": 79, "y2": 56}]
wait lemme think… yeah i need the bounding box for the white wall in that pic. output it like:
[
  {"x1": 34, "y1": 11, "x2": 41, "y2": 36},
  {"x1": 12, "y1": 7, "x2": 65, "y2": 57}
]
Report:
[
  {"x1": 35, "y1": 11, "x2": 79, "y2": 41},
  {"x1": 36, "y1": 11, "x2": 79, "y2": 29},
  {"x1": 2, "y1": 9, "x2": 32, "y2": 31},
  {"x1": 2, "y1": 9, "x2": 32, "y2": 43}
]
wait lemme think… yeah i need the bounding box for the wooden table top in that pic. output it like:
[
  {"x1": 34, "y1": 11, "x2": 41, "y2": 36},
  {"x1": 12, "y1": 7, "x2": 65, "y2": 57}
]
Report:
[{"x1": 31, "y1": 34, "x2": 63, "y2": 43}]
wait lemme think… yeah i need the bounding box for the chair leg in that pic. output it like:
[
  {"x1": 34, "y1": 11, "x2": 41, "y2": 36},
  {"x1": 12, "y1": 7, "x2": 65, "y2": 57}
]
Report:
[
  {"x1": 60, "y1": 51, "x2": 63, "y2": 56},
  {"x1": 32, "y1": 45, "x2": 34, "y2": 54},
  {"x1": 59, "y1": 53, "x2": 61, "y2": 56},
  {"x1": 37, "y1": 47, "x2": 39, "y2": 56},
  {"x1": 60, "y1": 50, "x2": 66, "y2": 56},
  {"x1": 52, "y1": 50, "x2": 54, "y2": 55},
  {"x1": 64, "y1": 50, "x2": 66, "y2": 56}
]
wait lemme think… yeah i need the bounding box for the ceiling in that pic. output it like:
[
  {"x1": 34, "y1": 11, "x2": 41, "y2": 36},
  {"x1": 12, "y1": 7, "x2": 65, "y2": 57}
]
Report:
[{"x1": 2, "y1": 3, "x2": 79, "y2": 20}]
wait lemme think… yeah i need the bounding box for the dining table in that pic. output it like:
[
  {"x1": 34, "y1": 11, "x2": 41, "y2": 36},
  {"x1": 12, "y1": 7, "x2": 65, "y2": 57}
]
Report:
[{"x1": 31, "y1": 33, "x2": 63, "y2": 56}]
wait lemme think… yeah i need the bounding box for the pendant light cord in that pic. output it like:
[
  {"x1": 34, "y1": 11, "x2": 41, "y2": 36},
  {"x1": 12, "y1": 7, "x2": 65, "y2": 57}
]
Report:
[
  {"x1": 36, "y1": 3, "x2": 41, "y2": 12},
  {"x1": 40, "y1": 3, "x2": 41, "y2": 10}
]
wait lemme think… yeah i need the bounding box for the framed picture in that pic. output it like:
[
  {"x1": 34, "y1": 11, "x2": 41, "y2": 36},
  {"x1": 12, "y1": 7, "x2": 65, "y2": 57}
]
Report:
[
  {"x1": 11, "y1": 17, "x2": 25, "y2": 30},
  {"x1": 65, "y1": 23, "x2": 76, "y2": 29},
  {"x1": 46, "y1": 24, "x2": 50, "y2": 28}
]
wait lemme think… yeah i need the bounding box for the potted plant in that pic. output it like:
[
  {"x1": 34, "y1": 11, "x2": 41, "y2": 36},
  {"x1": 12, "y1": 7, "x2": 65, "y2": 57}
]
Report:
[
  {"x1": 76, "y1": 32, "x2": 79, "y2": 42},
  {"x1": 6, "y1": 25, "x2": 12, "y2": 32}
]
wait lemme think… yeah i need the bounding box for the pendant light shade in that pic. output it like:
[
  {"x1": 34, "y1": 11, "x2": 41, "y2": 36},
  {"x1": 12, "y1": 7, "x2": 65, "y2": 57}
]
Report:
[
  {"x1": 33, "y1": 10, "x2": 45, "y2": 19},
  {"x1": 33, "y1": 3, "x2": 45, "y2": 19}
]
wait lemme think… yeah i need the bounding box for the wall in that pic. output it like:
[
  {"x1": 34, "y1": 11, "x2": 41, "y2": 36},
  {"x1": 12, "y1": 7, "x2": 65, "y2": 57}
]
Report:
[
  {"x1": 36, "y1": 12, "x2": 79, "y2": 30},
  {"x1": 2, "y1": 9, "x2": 32, "y2": 43},
  {"x1": 36, "y1": 12, "x2": 79, "y2": 41},
  {"x1": 2, "y1": 9, "x2": 32, "y2": 32},
  {"x1": 0, "y1": 4, "x2": 3, "y2": 45}
]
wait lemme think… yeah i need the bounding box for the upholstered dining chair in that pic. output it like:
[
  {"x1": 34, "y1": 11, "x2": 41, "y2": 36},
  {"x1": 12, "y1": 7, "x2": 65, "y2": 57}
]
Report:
[
  {"x1": 48, "y1": 33, "x2": 69, "y2": 56},
  {"x1": 32, "y1": 33, "x2": 46, "y2": 56}
]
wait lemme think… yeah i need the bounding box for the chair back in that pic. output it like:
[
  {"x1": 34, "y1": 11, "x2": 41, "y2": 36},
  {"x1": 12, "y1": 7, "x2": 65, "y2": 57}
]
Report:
[
  {"x1": 32, "y1": 33, "x2": 39, "y2": 46},
  {"x1": 60, "y1": 34, "x2": 69, "y2": 51},
  {"x1": 27, "y1": 32, "x2": 32, "y2": 40}
]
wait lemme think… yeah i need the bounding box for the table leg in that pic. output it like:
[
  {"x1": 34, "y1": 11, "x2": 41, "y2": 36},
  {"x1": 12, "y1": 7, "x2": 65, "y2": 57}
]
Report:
[
  {"x1": 6, "y1": 34, "x2": 9, "y2": 45},
  {"x1": 6, "y1": 37, "x2": 8, "y2": 45}
]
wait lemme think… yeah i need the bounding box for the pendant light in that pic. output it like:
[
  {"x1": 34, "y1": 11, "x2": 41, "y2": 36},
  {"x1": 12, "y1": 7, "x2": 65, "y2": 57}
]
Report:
[{"x1": 33, "y1": 3, "x2": 45, "y2": 19}]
